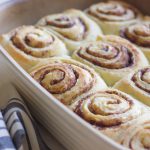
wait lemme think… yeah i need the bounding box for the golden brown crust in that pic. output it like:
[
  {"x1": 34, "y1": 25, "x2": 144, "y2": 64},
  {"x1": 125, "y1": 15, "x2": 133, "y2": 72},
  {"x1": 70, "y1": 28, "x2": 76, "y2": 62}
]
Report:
[
  {"x1": 132, "y1": 67, "x2": 150, "y2": 93},
  {"x1": 120, "y1": 113, "x2": 150, "y2": 150},
  {"x1": 37, "y1": 9, "x2": 102, "y2": 52},
  {"x1": 86, "y1": 0, "x2": 141, "y2": 22},
  {"x1": 71, "y1": 89, "x2": 142, "y2": 127},
  {"x1": 45, "y1": 14, "x2": 87, "y2": 41},
  {"x1": 77, "y1": 37, "x2": 135, "y2": 69},
  {"x1": 114, "y1": 66, "x2": 150, "y2": 107},
  {"x1": 119, "y1": 16, "x2": 150, "y2": 62},
  {"x1": 0, "y1": 26, "x2": 68, "y2": 71},
  {"x1": 30, "y1": 57, "x2": 107, "y2": 105},
  {"x1": 85, "y1": 1, "x2": 142, "y2": 35},
  {"x1": 120, "y1": 20, "x2": 150, "y2": 48},
  {"x1": 72, "y1": 35, "x2": 148, "y2": 86}
]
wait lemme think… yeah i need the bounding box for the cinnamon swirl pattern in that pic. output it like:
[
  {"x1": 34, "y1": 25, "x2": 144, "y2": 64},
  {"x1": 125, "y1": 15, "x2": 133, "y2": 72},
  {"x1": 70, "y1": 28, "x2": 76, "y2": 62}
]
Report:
[
  {"x1": 72, "y1": 35, "x2": 148, "y2": 86},
  {"x1": 0, "y1": 26, "x2": 68, "y2": 71},
  {"x1": 86, "y1": 0, "x2": 142, "y2": 35},
  {"x1": 37, "y1": 9, "x2": 102, "y2": 52},
  {"x1": 114, "y1": 66, "x2": 150, "y2": 106},
  {"x1": 70, "y1": 89, "x2": 144, "y2": 142},
  {"x1": 121, "y1": 113, "x2": 150, "y2": 150},
  {"x1": 120, "y1": 17, "x2": 150, "y2": 62},
  {"x1": 30, "y1": 57, "x2": 107, "y2": 105}
]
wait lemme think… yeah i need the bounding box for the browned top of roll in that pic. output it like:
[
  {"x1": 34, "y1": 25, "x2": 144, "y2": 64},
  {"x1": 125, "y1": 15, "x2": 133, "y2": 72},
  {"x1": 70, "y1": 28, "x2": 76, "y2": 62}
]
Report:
[
  {"x1": 132, "y1": 67, "x2": 150, "y2": 93},
  {"x1": 87, "y1": 0, "x2": 140, "y2": 22},
  {"x1": 73, "y1": 89, "x2": 141, "y2": 128},
  {"x1": 75, "y1": 36, "x2": 144, "y2": 71},
  {"x1": 30, "y1": 61, "x2": 98, "y2": 105},
  {"x1": 120, "y1": 22, "x2": 150, "y2": 48}
]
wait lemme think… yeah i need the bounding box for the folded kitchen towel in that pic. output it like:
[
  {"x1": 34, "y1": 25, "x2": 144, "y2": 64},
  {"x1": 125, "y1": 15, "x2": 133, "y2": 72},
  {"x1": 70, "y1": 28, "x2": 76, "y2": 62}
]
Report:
[
  {"x1": 0, "y1": 111, "x2": 15, "y2": 150},
  {"x1": 1, "y1": 98, "x2": 49, "y2": 150},
  {"x1": 0, "y1": 83, "x2": 66, "y2": 150}
]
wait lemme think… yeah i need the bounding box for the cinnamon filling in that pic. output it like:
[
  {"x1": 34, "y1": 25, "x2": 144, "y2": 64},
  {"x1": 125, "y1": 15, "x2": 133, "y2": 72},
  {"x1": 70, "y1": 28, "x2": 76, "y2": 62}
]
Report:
[
  {"x1": 74, "y1": 90, "x2": 135, "y2": 128},
  {"x1": 132, "y1": 68, "x2": 150, "y2": 93},
  {"x1": 129, "y1": 126, "x2": 150, "y2": 150},
  {"x1": 46, "y1": 16, "x2": 87, "y2": 41},
  {"x1": 47, "y1": 16, "x2": 76, "y2": 28},
  {"x1": 87, "y1": 2, "x2": 137, "y2": 22},
  {"x1": 24, "y1": 33, "x2": 54, "y2": 48},
  {"x1": 120, "y1": 24, "x2": 150, "y2": 48},
  {"x1": 77, "y1": 44, "x2": 134, "y2": 69},
  {"x1": 11, "y1": 27, "x2": 56, "y2": 58},
  {"x1": 31, "y1": 63, "x2": 94, "y2": 105}
]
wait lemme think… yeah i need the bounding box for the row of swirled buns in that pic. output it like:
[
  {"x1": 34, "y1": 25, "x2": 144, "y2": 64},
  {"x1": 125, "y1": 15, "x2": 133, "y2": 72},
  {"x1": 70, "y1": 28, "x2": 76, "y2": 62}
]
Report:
[{"x1": 0, "y1": 1, "x2": 150, "y2": 150}]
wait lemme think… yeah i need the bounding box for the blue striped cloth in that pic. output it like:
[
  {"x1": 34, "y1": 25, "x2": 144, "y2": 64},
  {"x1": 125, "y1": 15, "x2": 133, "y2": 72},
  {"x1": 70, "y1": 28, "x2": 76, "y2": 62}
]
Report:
[
  {"x1": 0, "y1": 98, "x2": 49, "y2": 150},
  {"x1": 0, "y1": 111, "x2": 15, "y2": 150}
]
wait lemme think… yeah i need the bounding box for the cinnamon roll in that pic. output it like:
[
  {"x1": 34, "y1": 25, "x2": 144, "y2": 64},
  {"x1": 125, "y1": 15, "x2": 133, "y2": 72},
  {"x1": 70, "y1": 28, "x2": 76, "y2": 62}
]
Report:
[
  {"x1": 0, "y1": 26, "x2": 68, "y2": 71},
  {"x1": 120, "y1": 16, "x2": 150, "y2": 62},
  {"x1": 114, "y1": 66, "x2": 150, "y2": 106},
  {"x1": 72, "y1": 35, "x2": 148, "y2": 86},
  {"x1": 86, "y1": 0, "x2": 142, "y2": 35},
  {"x1": 120, "y1": 113, "x2": 150, "y2": 150},
  {"x1": 30, "y1": 57, "x2": 107, "y2": 105},
  {"x1": 37, "y1": 9, "x2": 102, "y2": 52},
  {"x1": 70, "y1": 89, "x2": 144, "y2": 142}
]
